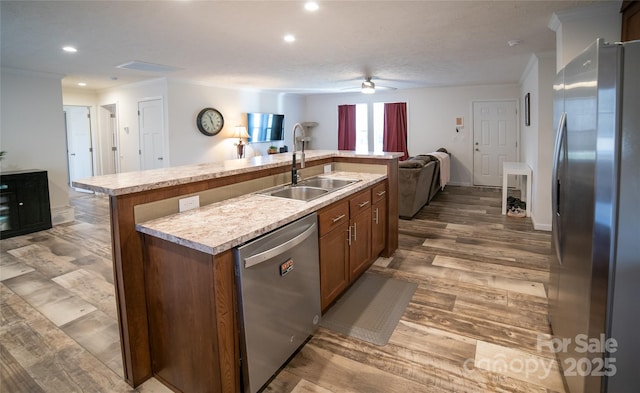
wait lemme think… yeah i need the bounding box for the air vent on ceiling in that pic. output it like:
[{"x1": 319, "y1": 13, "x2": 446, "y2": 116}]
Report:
[{"x1": 115, "y1": 61, "x2": 181, "y2": 73}]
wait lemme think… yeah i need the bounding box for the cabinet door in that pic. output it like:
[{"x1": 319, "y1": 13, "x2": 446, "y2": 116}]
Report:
[
  {"x1": 372, "y1": 198, "x2": 387, "y2": 258},
  {"x1": 0, "y1": 171, "x2": 51, "y2": 238},
  {"x1": 349, "y1": 208, "x2": 371, "y2": 281},
  {"x1": 319, "y1": 222, "x2": 349, "y2": 311},
  {"x1": 371, "y1": 181, "x2": 388, "y2": 258},
  {"x1": 17, "y1": 174, "x2": 52, "y2": 231}
]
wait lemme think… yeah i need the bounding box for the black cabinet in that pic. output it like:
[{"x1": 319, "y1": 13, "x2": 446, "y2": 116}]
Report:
[{"x1": 0, "y1": 170, "x2": 52, "y2": 239}]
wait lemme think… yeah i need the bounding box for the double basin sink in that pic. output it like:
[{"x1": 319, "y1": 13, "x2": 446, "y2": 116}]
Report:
[{"x1": 259, "y1": 176, "x2": 359, "y2": 201}]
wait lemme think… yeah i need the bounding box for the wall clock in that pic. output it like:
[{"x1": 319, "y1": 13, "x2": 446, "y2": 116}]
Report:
[{"x1": 196, "y1": 107, "x2": 224, "y2": 136}]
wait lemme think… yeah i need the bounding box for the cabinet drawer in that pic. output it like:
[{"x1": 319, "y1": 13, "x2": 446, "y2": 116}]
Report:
[
  {"x1": 372, "y1": 182, "x2": 387, "y2": 203},
  {"x1": 349, "y1": 189, "x2": 372, "y2": 216},
  {"x1": 318, "y1": 200, "x2": 349, "y2": 236}
]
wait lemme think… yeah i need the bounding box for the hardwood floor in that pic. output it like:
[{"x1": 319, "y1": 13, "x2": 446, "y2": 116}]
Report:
[{"x1": 0, "y1": 186, "x2": 564, "y2": 392}]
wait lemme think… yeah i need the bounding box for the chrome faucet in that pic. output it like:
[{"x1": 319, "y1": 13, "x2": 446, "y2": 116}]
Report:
[{"x1": 291, "y1": 122, "x2": 306, "y2": 185}]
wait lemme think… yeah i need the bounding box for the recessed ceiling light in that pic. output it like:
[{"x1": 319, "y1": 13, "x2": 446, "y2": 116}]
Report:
[
  {"x1": 304, "y1": 2, "x2": 319, "y2": 11},
  {"x1": 63, "y1": 46, "x2": 77, "y2": 53},
  {"x1": 284, "y1": 34, "x2": 295, "y2": 43},
  {"x1": 78, "y1": 82, "x2": 87, "y2": 87}
]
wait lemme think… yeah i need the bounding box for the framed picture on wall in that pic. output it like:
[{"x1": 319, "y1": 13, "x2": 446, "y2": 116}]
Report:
[{"x1": 525, "y1": 92, "x2": 531, "y2": 126}]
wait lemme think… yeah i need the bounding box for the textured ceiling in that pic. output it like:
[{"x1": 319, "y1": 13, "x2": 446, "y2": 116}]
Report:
[{"x1": 1, "y1": 0, "x2": 605, "y2": 94}]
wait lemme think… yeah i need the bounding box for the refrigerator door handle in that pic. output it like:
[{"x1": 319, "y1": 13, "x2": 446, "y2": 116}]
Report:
[{"x1": 552, "y1": 111, "x2": 567, "y2": 262}]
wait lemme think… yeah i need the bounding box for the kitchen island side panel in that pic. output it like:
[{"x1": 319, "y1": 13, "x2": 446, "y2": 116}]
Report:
[{"x1": 142, "y1": 235, "x2": 239, "y2": 393}]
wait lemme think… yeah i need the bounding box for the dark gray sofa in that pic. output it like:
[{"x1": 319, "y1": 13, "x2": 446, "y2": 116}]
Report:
[{"x1": 398, "y1": 148, "x2": 448, "y2": 219}]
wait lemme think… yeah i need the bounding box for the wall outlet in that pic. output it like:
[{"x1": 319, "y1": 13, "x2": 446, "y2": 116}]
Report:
[
  {"x1": 323, "y1": 164, "x2": 332, "y2": 174},
  {"x1": 178, "y1": 195, "x2": 200, "y2": 212}
]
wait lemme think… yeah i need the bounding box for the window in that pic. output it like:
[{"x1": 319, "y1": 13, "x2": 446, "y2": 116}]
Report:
[
  {"x1": 355, "y1": 104, "x2": 368, "y2": 152},
  {"x1": 354, "y1": 102, "x2": 385, "y2": 153}
]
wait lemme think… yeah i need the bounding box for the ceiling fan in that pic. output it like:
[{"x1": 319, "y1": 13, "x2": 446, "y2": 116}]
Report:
[{"x1": 341, "y1": 76, "x2": 397, "y2": 94}]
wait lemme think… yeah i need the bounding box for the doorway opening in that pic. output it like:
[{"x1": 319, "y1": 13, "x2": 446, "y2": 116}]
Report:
[{"x1": 64, "y1": 105, "x2": 94, "y2": 191}]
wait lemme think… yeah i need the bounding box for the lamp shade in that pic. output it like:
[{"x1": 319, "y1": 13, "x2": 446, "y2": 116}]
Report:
[{"x1": 233, "y1": 126, "x2": 249, "y2": 139}]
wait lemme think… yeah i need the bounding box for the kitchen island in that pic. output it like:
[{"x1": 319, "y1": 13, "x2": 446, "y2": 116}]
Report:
[{"x1": 72, "y1": 150, "x2": 400, "y2": 391}]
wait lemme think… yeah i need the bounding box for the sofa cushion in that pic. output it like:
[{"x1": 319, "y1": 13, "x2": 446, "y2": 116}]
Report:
[
  {"x1": 399, "y1": 160, "x2": 424, "y2": 168},
  {"x1": 413, "y1": 154, "x2": 436, "y2": 163}
]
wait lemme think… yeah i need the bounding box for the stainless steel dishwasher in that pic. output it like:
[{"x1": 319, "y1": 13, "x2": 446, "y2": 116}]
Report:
[{"x1": 234, "y1": 213, "x2": 321, "y2": 393}]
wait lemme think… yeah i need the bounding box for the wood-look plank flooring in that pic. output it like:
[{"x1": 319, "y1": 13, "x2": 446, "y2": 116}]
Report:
[{"x1": 0, "y1": 186, "x2": 564, "y2": 392}]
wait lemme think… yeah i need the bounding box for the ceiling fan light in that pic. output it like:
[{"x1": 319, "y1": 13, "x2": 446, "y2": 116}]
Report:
[{"x1": 361, "y1": 79, "x2": 375, "y2": 94}]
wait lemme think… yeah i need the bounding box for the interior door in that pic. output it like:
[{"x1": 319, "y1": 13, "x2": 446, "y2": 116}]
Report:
[
  {"x1": 138, "y1": 98, "x2": 165, "y2": 170},
  {"x1": 100, "y1": 104, "x2": 119, "y2": 175},
  {"x1": 473, "y1": 100, "x2": 518, "y2": 187},
  {"x1": 64, "y1": 105, "x2": 94, "y2": 186}
]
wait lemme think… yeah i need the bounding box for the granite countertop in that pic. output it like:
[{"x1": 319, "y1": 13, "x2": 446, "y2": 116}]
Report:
[
  {"x1": 72, "y1": 150, "x2": 401, "y2": 196},
  {"x1": 136, "y1": 171, "x2": 385, "y2": 255}
]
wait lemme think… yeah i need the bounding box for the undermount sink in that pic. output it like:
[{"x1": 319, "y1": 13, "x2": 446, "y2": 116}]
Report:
[
  {"x1": 268, "y1": 186, "x2": 329, "y2": 201},
  {"x1": 259, "y1": 177, "x2": 359, "y2": 201},
  {"x1": 297, "y1": 177, "x2": 355, "y2": 190}
]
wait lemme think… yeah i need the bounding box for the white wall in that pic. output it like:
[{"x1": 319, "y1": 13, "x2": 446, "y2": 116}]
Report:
[
  {"x1": 166, "y1": 80, "x2": 305, "y2": 165},
  {"x1": 96, "y1": 79, "x2": 305, "y2": 171},
  {"x1": 549, "y1": 1, "x2": 622, "y2": 72},
  {"x1": 520, "y1": 55, "x2": 539, "y2": 200},
  {"x1": 305, "y1": 84, "x2": 519, "y2": 186},
  {"x1": 98, "y1": 79, "x2": 169, "y2": 172},
  {"x1": 520, "y1": 52, "x2": 556, "y2": 231},
  {"x1": 1, "y1": 68, "x2": 73, "y2": 224}
]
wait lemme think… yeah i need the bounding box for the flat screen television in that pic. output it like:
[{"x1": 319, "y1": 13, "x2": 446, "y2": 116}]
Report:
[{"x1": 246, "y1": 113, "x2": 285, "y2": 143}]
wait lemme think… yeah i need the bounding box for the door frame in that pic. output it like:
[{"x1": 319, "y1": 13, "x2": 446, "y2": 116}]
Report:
[
  {"x1": 99, "y1": 103, "x2": 120, "y2": 175},
  {"x1": 63, "y1": 105, "x2": 95, "y2": 188},
  {"x1": 471, "y1": 99, "x2": 520, "y2": 187}
]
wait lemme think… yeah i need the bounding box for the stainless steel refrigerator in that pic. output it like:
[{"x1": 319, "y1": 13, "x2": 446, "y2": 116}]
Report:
[{"x1": 550, "y1": 38, "x2": 639, "y2": 393}]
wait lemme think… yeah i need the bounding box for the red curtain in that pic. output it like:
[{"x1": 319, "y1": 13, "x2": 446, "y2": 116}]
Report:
[
  {"x1": 383, "y1": 102, "x2": 408, "y2": 160},
  {"x1": 337, "y1": 104, "x2": 356, "y2": 150}
]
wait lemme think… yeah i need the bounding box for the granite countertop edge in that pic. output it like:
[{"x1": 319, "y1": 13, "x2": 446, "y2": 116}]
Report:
[
  {"x1": 72, "y1": 150, "x2": 402, "y2": 196},
  {"x1": 135, "y1": 171, "x2": 386, "y2": 255}
]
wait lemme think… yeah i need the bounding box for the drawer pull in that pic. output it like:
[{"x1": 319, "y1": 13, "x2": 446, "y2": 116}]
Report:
[
  {"x1": 331, "y1": 214, "x2": 346, "y2": 223},
  {"x1": 376, "y1": 191, "x2": 386, "y2": 197},
  {"x1": 358, "y1": 200, "x2": 369, "y2": 208}
]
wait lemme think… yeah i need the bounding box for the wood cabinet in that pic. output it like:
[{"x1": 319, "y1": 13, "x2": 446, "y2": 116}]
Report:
[
  {"x1": 622, "y1": 1, "x2": 640, "y2": 41},
  {"x1": 318, "y1": 201, "x2": 350, "y2": 312},
  {"x1": 0, "y1": 170, "x2": 52, "y2": 239},
  {"x1": 318, "y1": 181, "x2": 387, "y2": 311},
  {"x1": 371, "y1": 182, "x2": 388, "y2": 257},
  {"x1": 348, "y1": 189, "x2": 372, "y2": 280}
]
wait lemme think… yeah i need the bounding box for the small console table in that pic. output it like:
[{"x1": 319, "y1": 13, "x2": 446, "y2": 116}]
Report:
[{"x1": 501, "y1": 162, "x2": 532, "y2": 217}]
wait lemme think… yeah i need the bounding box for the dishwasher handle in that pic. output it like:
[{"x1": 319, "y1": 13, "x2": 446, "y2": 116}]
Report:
[{"x1": 243, "y1": 222, "x2": 317, "y2": 268}]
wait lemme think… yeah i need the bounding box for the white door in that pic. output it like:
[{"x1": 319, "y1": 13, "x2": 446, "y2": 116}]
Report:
[
  {"x1": 100, "y1": 104, "x2": 119, "y2": 175},
  {"x1": 138, "y1": 98, "x2": 165, "y2": 170},
  {"x1": 64, "y1": 105, "x2": 94, "y2": 186},
  {"x1": 473, "y1": 100, "x2": 518, "y2": 187}
]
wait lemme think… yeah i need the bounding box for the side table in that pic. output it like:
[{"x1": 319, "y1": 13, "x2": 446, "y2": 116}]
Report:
[{"x1": 502, "y1": 162, "x2": 532, "y2": 217}]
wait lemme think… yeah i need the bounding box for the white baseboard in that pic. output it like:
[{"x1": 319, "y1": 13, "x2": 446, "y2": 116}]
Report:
[
  {"x1": 51, "y1": 205, "x2": 75, "y2": 226},
  {"x1": 532, "y1": 215, "x2": 551, "y2": 232}
]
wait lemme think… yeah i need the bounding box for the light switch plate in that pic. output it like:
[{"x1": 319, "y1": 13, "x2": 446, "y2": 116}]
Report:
[
  {"x1": 179, "y1": 195, "x2": 200, "y2": 212},
  {"x1": 324, "y1": 164, "x2": 332, "y2": 174}
]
